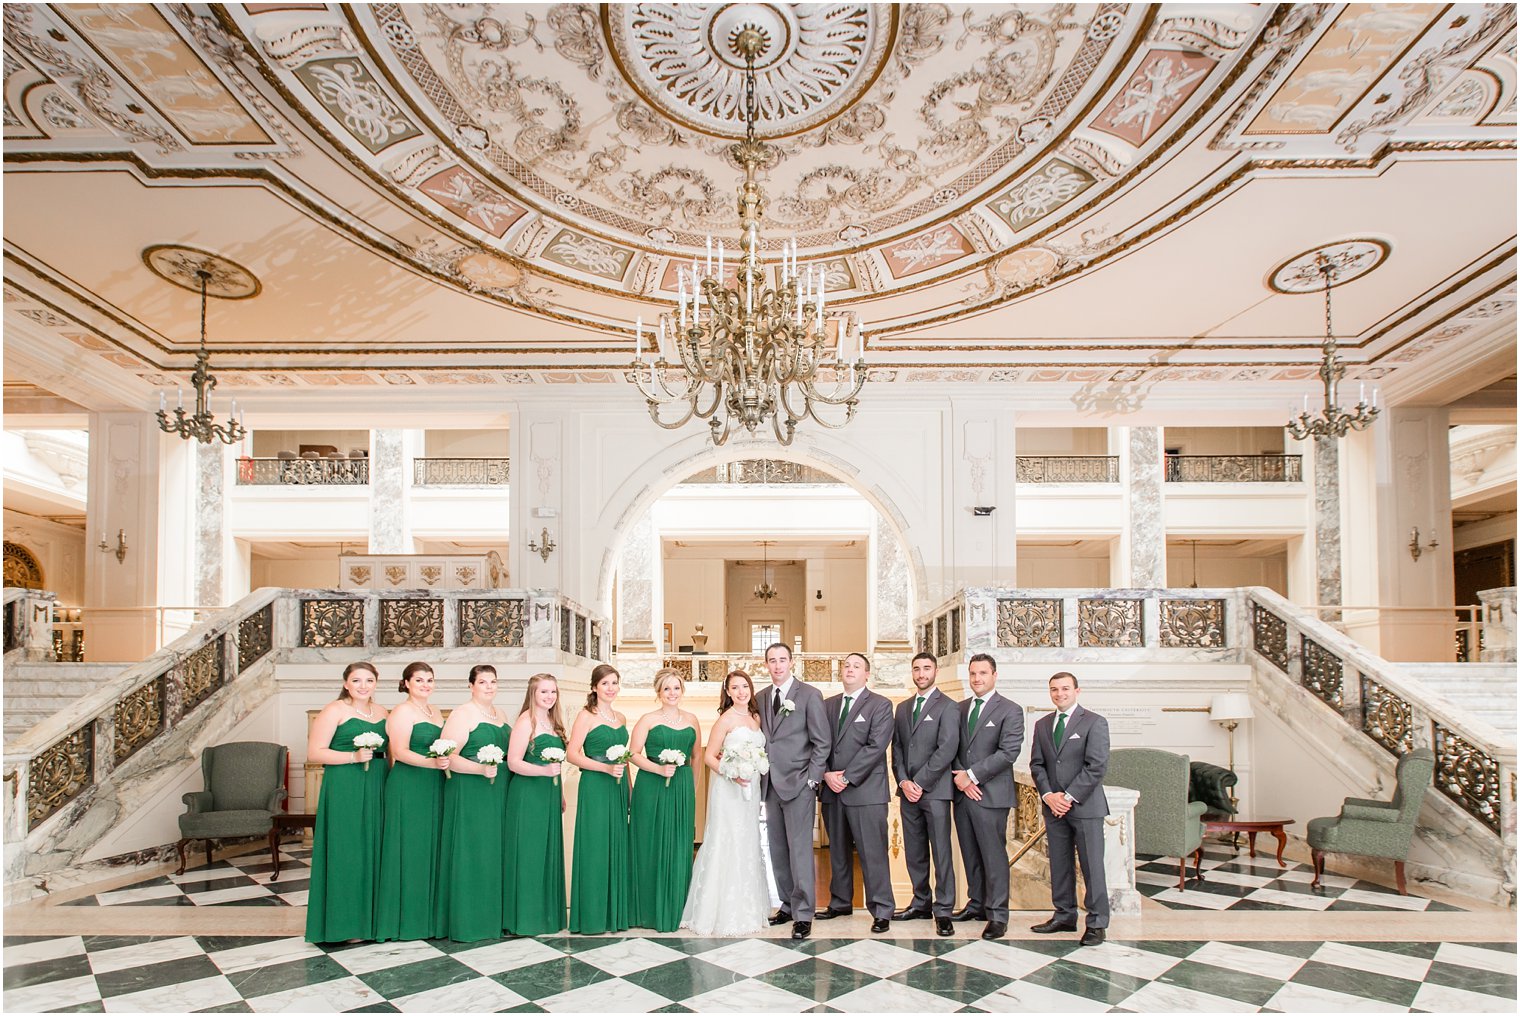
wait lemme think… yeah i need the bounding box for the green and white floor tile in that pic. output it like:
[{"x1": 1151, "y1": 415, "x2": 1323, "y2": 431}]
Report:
[{"x1": 3, "y1": 933, "x2": 1514, "y2": 1013}]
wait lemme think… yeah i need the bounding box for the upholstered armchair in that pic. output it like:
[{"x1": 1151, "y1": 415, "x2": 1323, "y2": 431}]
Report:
[
  {"x1": 1189, "y1": 761, "x2": 1239, "y2": 816},
  {"x1": 1307, "y1": 747, "x2": 1434, "y2": 894},
  {"x1": 176, "y1": 741, "x2": 288, "y2": 875},
  {"x1": 1106, "y1": 748, "x2": 1207, "y2": 889}
]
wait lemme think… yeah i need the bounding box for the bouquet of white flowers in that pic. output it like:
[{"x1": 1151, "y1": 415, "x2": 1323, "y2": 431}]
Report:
[
  {"x1": 718, "y1": 741, "x2": 770, "y2": 801},
  {"x1": 538, "y1": 745, "x2": 566, "y2": 785},
  {"x1": 352, "y1": 731, "x2": 384, "y2": 771},
  {"x1": 475, "y1": 743, "x2": 506, "y2": 784},
  {"x1": 427, "y1": 738, "x2": 457, "y2": 779},
  {"x1": 656, "y1": 748, "x2": 688, "y2": 787},
  {"x1": 603, "y1": 743, "x2": 632, "y2": 779}
]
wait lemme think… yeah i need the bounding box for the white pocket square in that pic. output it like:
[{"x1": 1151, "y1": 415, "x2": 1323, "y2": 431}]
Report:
[
  {"x1": 922, "y1": 715, "x2": 935, "y2": 722},
  {"x1": 854, "y1": 714, "x2": 866, "y2": 723},
  {"x1": 984, "y1": 720, "x2": 995, "y2": 727}
]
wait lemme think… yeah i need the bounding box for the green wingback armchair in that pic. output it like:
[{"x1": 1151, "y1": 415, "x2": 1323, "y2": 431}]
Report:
[
  {"x1": 1307, "y1": 747, "x2": 1434, "y2": 895},
  {"x1": 1106, "y1": 747, "x2": 1208, "y2": 889},
  {"x1": 176, "y1": 741, "x2": 288, "y2": 875}
]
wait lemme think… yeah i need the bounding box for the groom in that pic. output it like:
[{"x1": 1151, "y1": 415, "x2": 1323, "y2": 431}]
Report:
[{"x1": 758, "y1": 642, "x2": 830, "y2": 940}]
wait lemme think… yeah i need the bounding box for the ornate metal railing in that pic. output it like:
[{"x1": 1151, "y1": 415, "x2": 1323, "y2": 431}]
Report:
[
  {"x1": 1015, "y1": 456, "x2": 1120, "y2": 483},
  {"x1": 412, "y1": 457, "x2": 510, "y2": 486},
  {"x1": 918, "y1": 589, "x2": 1230, "y2": 655},
  {"x1": 1165, "y1": 454, "x2": 1302, "y2": 482},
  {"x1": 658, "y1": 652, "x2": 850, "y2": 683},
  {"x1": 678, "y1": 459, "x2": 844, "y2": 485},
  {"x1": 236, "y1": 457, "x2": 369, "y2": 485}
]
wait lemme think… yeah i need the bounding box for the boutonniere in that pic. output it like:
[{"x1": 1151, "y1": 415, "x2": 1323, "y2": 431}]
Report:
[{"x1": 779, "y1": 698, "x2": 796, "y2": 717}]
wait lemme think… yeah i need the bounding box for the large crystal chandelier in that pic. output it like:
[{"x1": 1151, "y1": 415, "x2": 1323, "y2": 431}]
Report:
[
  {"x1": 630, "y1": 23, "x2": 867, "y2": 446},
  {"x1": 753, "y1": 541, "x2": 778, "y2": 602},
  {"x1": 157, "y1": 269, "x2": 247, "y2": 445},
  {"x1": 1286, "y1": 254, "x2": 1379, "y2": 441}
]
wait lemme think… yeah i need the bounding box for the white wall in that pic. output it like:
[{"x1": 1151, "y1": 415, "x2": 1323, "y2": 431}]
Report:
[
  {"x1": 251, "y1": 553, "x2": 347, "y2": 589},
  {"x1": 663, "y1": 557, "x2": 726, "y2": 650},
  {"x1": 1016, "y1": 543, "x2": 1112, "y2": 587},
  {"x1": 1162, "y1": 427, "x2": 1286, "y2": 455},
  {"x1": 2, "y1": 509, "x2": 86, "y2": 603},
  {"x1": 1017, "y1": 427, "x2": 1110, "y2": 454},
  {"x1": 1164, "y1": 545, "x2": 1288, "y2": 594},
  {"x1": 726, "y1": 560, "x2": 806, "y2": 652},
  {"x1": 423, "y1": 429, "x2": 509, "y2": 457},
  {"x1": 804, "y1": 557, "x2": 869, "y2": 652}
]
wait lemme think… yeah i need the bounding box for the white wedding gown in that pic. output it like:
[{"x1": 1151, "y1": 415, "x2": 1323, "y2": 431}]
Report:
[{"x1": 680, "y1": 725, "x2": 772, "y2": 936}]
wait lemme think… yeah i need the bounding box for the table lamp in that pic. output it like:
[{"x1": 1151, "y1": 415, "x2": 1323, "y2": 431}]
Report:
[{"x1": 1209, "y1": 692, "x2": 1254, "y2": 811}]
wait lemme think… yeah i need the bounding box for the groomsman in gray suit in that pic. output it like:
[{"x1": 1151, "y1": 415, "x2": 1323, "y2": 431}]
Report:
[
  {"x1": 1029, "y1": 671, "x2": 1111, "y2": 945},
  {"x1": 952, "y1": 653, "x2": 1025, "y2": 941},
  {"x1": 818, "y1": 652, "x2": 896, "y2": 933},
  {"x1": 757, "y1": 642, "x2": 830, "y2": 940},
  {"x1": 891, "y1": 651, "x2": 959, "y2": 937}
]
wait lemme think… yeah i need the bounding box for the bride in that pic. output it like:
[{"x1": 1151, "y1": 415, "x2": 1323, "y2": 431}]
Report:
[{"x1": 681, "y1": 670, "x2": 772, "y2": 936}]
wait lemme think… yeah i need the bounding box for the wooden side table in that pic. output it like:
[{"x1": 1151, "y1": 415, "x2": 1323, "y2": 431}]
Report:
[
  {"x1": 268, "y1": 813, "x2": 315, "y2": 880},
  {"x1": 1202, "y1": 814, "x2": 1295, "y2": 866}
]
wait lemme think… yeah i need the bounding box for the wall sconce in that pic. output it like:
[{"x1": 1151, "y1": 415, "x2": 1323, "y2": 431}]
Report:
[
  {"x1": 1408, "y1": 526, "x2": 1439, "y2": 562},
  {"x1": 98, "y1": 528, "x2": 128, "y2": 564},
  {"x1": 528, "y1": 527, "x2": 557, "y2": 563}
]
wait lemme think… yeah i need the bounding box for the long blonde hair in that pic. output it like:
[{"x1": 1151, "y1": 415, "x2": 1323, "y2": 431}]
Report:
[{"x1": 520, "y1": 672, "x2": 567, "y2": 742}]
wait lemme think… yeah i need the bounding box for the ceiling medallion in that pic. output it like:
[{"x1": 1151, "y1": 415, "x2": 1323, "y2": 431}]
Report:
[
  {"x1": 142, "y1": 244, "x2": 261, "y2": 299},
  {"x1": 607, "y1": 4, "x2": 893, "y2": 139},
  {"x1": 1267, "y1": 238, "x2": 1390, "y2": 294},
  {"x1": 1282, "y1": 248, "x2": 1382, "y2": 441}
]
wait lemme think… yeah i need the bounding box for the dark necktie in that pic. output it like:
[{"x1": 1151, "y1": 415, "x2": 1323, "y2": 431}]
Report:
[
  {"x1": 772, "y1": 688, "x2": 781, "y2": 715},
  {"x1": 967, "y1": 697, "x2": 982, "y2": 738},
  {"x1": 837, "y1": 695, "x2": 853, "y2": 732},
  {"x1": 912, "y1": 696, "x2": 924, "y2": 725},
  {"x1": 1054, "y1": 711, "x2": 1067, "y2": 748}
]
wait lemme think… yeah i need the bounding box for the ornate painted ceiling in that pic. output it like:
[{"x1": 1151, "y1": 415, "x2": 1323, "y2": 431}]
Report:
[{"x1": 1, "y1": 3, "x2": 1516, "y2": 409}]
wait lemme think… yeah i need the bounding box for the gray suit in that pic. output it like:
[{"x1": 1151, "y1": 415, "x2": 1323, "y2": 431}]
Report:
[
  {"x1": 820, "y1": 687, "x2": 895, "y2": 918},
  {"x1": 759, "y1": 678, "x2": 830, "y2": 917},
  {"x1": 953, "y1": 691, "x2": 1025, "y2": 922},
  {"x1": 1030, "y1": 704, "x2": 1111, "y2": 928},
  {"x1": 891, "y1": 687, "x2": 959, "y2": 915}
]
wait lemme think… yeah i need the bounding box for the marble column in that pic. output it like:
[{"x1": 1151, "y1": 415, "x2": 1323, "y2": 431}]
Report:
[
  {"x1": 1313, "y1": 435, "x2": 1343, "y2": 612},
  {"x1": 616, "y1": 509, "x2": 659, "y2": 651},
  {"x1": 194, "y1": 441, "x2": 225, "y2": 607},
  {"x1": 367, "y1": 429, "x2": 411, "y2": 553},
  {"x1": 871, "y1": 512, "x2": 911, "y2": 652},
  {"x1": 1124, "y1": 426, "x2": 1165, "y2": 587}
]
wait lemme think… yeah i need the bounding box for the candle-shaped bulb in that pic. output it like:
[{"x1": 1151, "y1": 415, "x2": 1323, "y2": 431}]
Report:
[
  {"x1": 635, "y1": 316, "x2": 643, "y2": 358},
  {"x1": 1303, "y1": 394, "x2": 1310, "y2": 413},
  {"x1": 177, "y1": 388, "x2": 184, "y2": 410},
  {"x1": 159, "y1": 391, "x2": 166, "y2": 412}
]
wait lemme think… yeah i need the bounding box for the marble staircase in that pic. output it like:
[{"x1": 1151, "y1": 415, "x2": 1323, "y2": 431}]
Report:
[
  {"x1": 1401, "y1": 663, "x2": 1518, "y2": 738},
  {"x1": 3, "y1": 664, "x2": 129, "y2": 740}
]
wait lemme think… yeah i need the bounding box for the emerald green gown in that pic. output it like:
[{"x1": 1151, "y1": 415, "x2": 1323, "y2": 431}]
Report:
[
  {"x1": 305, "y1": 716, "x2": 387, "y2": 943},
  {"x1": 375, "y1": 720, "x2": 443, "y2": 941},
  {"x1": 569, "y1": 723, "x2": 631, "y2": 934},
  {"x1": 435, "y1": 720, "x2": 509, "y2": 942},
  {"x1": 504, "y1": 732, "x2": 566, "y2": 935},
  {"x1": 630, "y1": 725, "x2": 697, "y2": 931}
]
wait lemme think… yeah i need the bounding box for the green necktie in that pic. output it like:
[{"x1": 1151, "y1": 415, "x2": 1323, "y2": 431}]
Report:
[
  {"x1": 838, "y1": 696, "x2": 853, "y2": 732},
  {"x1": 912, "y1": 696, "x2": 924, "y2": 725},
  {"x1": 967, "y1": 697, "x2": 982, "y2": 738},
  {"x1": 1054, "y1": 711, "x2": 1067, "y2": 749}
]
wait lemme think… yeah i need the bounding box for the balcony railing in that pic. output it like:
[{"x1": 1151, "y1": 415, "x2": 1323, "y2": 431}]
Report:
[
  {"x1": 1015, "y1": 456, "x2": 1120, "y2": 483},
  {"x1": 237, "y1": 457, "x2": 369, "y2": 485},
  {"x1": 679, "y1": 459, "x2": 843, "y2": 485},
  {"x1": 1166, "y1": 454, "x2": 1302, "y2": 483},
  {"x1": 413, "y1": 457, "x2": 510, "y2": 486}
]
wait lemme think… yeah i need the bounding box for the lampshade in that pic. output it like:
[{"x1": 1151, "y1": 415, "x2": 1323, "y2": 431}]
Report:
[{"x1": 1210, "y1": 692, "x2": 1255, "y2": 723}]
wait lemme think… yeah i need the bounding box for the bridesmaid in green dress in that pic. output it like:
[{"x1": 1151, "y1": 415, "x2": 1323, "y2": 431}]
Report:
[
  {"x1": 568, "y1": 663, "x2": 632, "y2": 934},
  {"x1": 375, "y1": 661, "x2": 450, "y2": 941},
  {"x1": 434, "y1": 664, "x2": 510, "y2": 942},
  {"x1": 629, "y1": 668, "x2": 701, "y2": 932},
  {"x1": 504, "y1": 672, "x2": 567, "y2": 935},
  {"x1": 305, "y1": 662, "x2": 389, "y2": 943}
]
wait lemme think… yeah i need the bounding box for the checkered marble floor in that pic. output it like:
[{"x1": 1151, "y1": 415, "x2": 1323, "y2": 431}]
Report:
[
  {"x1": 3, "y1": 932, "x2": 1514, "y2": 1013},
  {"x1": 1135, "y1": 845, "x2": 1466, "y2": 914},
  {"x1": 62, "y1": 847, "x2": 311, "y2": 908}
]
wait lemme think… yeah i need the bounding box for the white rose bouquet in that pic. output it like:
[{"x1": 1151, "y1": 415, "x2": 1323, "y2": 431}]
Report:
[
  {"x1": 718, "y1": 741, "x2": 770, "y2": 801},
  {"x1": 603, "y1": 743, "x2": 632, "y2": 779},
  {"x1": 656, "y1": 748, "x2": 688, "y2": 787},
  {"x1": 475, "y1": 743, "x2": 506, "y2": 784},
  {"x1": 351, "y1": 731, "x2": 385, "y2": 771},
  {"x1": 538, "y1": 745, "x2": 566, "y2": 785},
  {"x1": 427, "y1": 738, "x2": 457, "y2": 779}
]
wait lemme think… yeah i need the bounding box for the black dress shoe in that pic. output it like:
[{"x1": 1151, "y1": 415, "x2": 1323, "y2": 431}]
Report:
[
  {"x1": 1080, "y1": 927, "x2": 1106, "y2": 946},
  {"x1": 951, "y1": 905, "x2": 985, "y2": 922},
  {"x1": 768, "y1": 910, "x2": 792, "y2": 926},
  {"x1": 935, "y1": 917, "x2": 954, "y2": 937},
  {"x1": 981, "y1": 921, "x2": 1007, "y2": 940},
  {"x1": 870, "y1": 918, "x2": 890, "y2": 934},
  {"x1": 1029, "y1": 918, "x2": 1079, "y2": 934},
  {"x1": 813, "y1": 907, "x2": 852, "y2": 920},
  {"x1": 893, "y1": 906, "x2": 932, "y2": 921},
  {"x1": 791, "y1": 920, "x2": 812, "y2": 940}
]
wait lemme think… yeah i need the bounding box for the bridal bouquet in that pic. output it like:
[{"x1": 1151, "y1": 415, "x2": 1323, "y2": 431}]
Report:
[
  {"x1": 352, "y1": 731, "x2": 384, "y2": 771},
  {"x1": 604, "y1": 743, "x2": 632, "y2": 776},
  {"x1": 427, "y1": 738, "x2": 457, "y2": 779},
  {"x1": 718, "y1": 742, "x2": 770, "y2": 801},
  {"x1": 475, "y1": 743, "x2": 505, "y2": 784},
  {"x1": 656, "y1": 748, "x2": 688, "y2": 787},
  {"x1": 538, "y1": 745, "x2": 566, "y2": 785}
]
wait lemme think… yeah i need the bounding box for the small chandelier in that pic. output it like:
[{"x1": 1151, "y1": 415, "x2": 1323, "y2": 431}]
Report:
[
  {"x1": 629, "y1": 23, "x2": 867, "y2": 446},
  {"x1": 1286, "y1": 254, "x2": 1379, "y2": 441},
  {"x1": 157, "y1": 268, "x2": 246, "y2": 445},
  {"x1": 754, "y1": 541, "x2": 778, "y2": 602}
]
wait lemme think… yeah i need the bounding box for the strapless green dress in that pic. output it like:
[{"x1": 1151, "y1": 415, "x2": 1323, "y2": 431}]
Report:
[
  {"x1": 503, "y1": 733, "x2": 566, "y2": 935},
  {"x1": 305, "y1": 716, "x2": 387, "y2": 943},
  {"x1": 569, "y1": 723, "x2": 631, "y2": 934},
  {"x1": 630, "y1": 724, "x2": 697, "y2": 931},
  {"x1": 375, "y1": 720, "x2": 443, "y2": 941},
  {"x1": 435, "y1": 721, "x2": 509, "y2": 942}
]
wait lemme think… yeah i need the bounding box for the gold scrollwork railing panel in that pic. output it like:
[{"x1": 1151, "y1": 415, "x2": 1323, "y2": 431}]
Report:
[
  {"x1": 662, "y1": 658, "x2": 693, "y2": 681},
  {"x1": 681, "y1": 459, "x2": 844, "y2": 485},
  {"x1": 1014, "y1": 456, "x2": 1120, "y2": 483},
  {"x1": 28, "y1": 725, "x2": 93, "y2": 828},
  {"x1": 1433, "y1": 722, "x2": 1502, "y2": 833},
  {"x1": 1251, "y1": 602, "x2": 1289, "y2": 672},
  {"x1": 1077, "y1": 599, "x2": 1142, "y2": 647},
  {"x1": 1300, "y1": 636, "x2": 1343, "y2": 708},
  {"x1": 575, "y1": 614, "x2": 587, "y2": 658},
  {"x1": 237, "y1": 602, "x2": 273, "y2": 673},
  {"x1": 113, "y1": 676, "x2": 164, "y2": 766},
  {"x1": 459, "y1": 599, "x2": 526, "y2": 647},
  {"x1": 560, "y1": 610, "x2": 572, "y2": 654},
  {"x1": 1158, "y1": 599, "x2": 1226, "y2": 648},
  {"x1": 236, "y1": 456, "x2": 369, "y2": 485},
  {"x1": 701, "y1": 658, "x2": 729, "y2": 682},
  {"x1": 1164, "y1": 454, "x2": 1303, "y2": 483},
  {"x1": 803, "y1": 657, "x2": 832, "y2": 681},
  {"x1": 380, "y1": 599, "x2": 444, "y2": 648},
  {"x1": 1014, "y1": 781, "x2": 1044, "y2": 843},
  {"x1": 180, "y1": 638, "x2": 224, "y2": 713},
  {"x1": 997, "y1": 599, "x2": 1063, "y2": 648},
  {"x1": 1360, "y1": 676, "x2": 1414, "y2": 757},
  {"x1": 302, "y1": 599, "x2": 365, "y2": 648},
  {"x1": 950, "y1": 606, "x2": 962, "y2": 654},
  {"x1": 412, "y1": 457, "x2": 510, "y2": 486}
]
